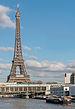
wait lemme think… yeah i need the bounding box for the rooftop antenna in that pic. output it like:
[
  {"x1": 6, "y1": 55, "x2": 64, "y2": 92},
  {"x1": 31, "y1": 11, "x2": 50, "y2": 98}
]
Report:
[{"x1": 17, "y1": 4, "x2": 19, "y2": 12}]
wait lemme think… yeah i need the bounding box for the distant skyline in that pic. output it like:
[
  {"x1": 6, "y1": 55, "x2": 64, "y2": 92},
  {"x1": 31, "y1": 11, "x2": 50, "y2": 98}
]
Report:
[{"x1": 0, "y1": 0, "x2": 75, "y2": 82}]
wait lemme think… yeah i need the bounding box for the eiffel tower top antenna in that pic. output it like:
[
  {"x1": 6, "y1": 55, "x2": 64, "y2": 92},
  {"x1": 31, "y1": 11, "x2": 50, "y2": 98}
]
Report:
[{"x1": 17, "y1": 4, "x2": 19, "y2": 12}]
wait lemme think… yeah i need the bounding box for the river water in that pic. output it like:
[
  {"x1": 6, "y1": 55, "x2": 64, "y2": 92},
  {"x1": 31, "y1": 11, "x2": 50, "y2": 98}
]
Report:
[{"x1": 0, "y1": 98, "x2": 75, "y2": 109}]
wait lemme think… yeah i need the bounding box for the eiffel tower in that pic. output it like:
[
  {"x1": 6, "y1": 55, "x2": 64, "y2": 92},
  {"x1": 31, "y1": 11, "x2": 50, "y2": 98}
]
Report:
[{"x1": 7, "y1": 5, "x2": 31, "y2": 84}]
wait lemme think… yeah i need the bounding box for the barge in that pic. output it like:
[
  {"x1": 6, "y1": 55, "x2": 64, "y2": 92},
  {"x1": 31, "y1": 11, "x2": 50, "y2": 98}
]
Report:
[{"x1": 46, "y1": 96, "x2": 71, "y2": 104}]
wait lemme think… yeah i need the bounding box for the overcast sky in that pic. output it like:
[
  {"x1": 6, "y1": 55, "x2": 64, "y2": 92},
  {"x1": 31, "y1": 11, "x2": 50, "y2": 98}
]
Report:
[{"x1": 0, "y1": 0, "x2": 75, "y2": 83}]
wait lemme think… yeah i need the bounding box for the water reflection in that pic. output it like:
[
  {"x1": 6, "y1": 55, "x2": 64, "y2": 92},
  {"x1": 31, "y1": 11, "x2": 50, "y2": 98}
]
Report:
[{"x1": 0, "y1": 98, "x2": 75, "y2": 109}]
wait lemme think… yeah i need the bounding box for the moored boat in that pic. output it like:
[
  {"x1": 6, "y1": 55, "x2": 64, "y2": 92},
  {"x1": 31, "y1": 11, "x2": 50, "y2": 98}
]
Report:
[
  {"x1": 46, "y1": 97, "x2": 63, "y2": 104},
  {"x1": 70, "y1": 97, "x2": 75, "y2": 102},
  {"x1": 46, "y1": 96, "x2": 71, "y2": 104},
  {"x1": 33, "y1": 95, "x2": 46, "y2": 100}
]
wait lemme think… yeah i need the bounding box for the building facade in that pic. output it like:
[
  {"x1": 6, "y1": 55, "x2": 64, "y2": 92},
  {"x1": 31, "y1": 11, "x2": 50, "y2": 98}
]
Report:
[
  {"x1": 70, "y1": 72, "x2": 75, "y2": 84},
  {"x1": 65, "y1": 73, "x2": 72, "y2": 84},
  {"x1": 65, "y1": 72, "x2": 75, "y2": 84},
  {"x1": 50, "y1": 85, "x2": 69, "y2": 96}
]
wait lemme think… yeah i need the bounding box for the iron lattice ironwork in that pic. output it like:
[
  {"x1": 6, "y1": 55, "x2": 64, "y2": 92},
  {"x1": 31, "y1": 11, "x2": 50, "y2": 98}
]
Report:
[{"x1": 7, "y1": 6, "x2": 31, "y2": 84}]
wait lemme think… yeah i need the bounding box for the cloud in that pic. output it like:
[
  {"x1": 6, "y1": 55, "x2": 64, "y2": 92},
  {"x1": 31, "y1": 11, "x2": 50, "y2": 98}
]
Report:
[
  {"x1": 68, "y1": 60, "x2": 75, "y2": 63},
  {"x1": 66, "y1": 63, "x2": 75, "y2": 72},
  {"x1": 23, "y1": 46, "x2": 31, "y2": 51},
  {"x1": 47, "y1": 62, "x2": 65, "y2": 71},
  {"x1": 25, "y1": 60, "x2": 65, "y2": 72},
  {"x1": 23, "y1": 46, "x2": 41, "y2": 51},
  {"x1": 0, "y1": 47, "x2": 14, "y2": 51},
  {"x1": 0, "y1": 58, "x2": 3, "y2": 61},
  {"x1": 29, "y1": 56, "x2": 39, "y2": 60},
  {"x1": 0, "y1": 5, "x2": 15, "y2": 28},
  {"x1": 0, "y1": 59, "x2": 75, "y2": 82},
  {"x1": 0, "y1": 70, "x2": 3, "y2": 74},
  {"x1": 24, "y1": 54, "x2": 39, "y2": 60},
  {"x1": 0, "y1": 58, "x2": 11, "y2": 63},
  {"x1": 35, "y1": 46, "x2": 41, "y2": 50},
  {"x1": 0, "y1": 63, "x2": 11, "y2": 70},
  {"x1": 25, "y1": 60, "x2": 75, "y2": 82}
]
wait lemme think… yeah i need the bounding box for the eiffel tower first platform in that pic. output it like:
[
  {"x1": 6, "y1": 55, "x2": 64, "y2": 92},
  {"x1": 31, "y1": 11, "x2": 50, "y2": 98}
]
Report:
[{"x1": 7, "y1": 5, "x2": 31, "y2": 84}]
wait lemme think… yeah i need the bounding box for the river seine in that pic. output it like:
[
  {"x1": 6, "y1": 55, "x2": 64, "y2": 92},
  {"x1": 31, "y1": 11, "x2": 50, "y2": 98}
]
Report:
[{"x1": 0, "y1": 98, "x2": 75, "y2": 109}]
